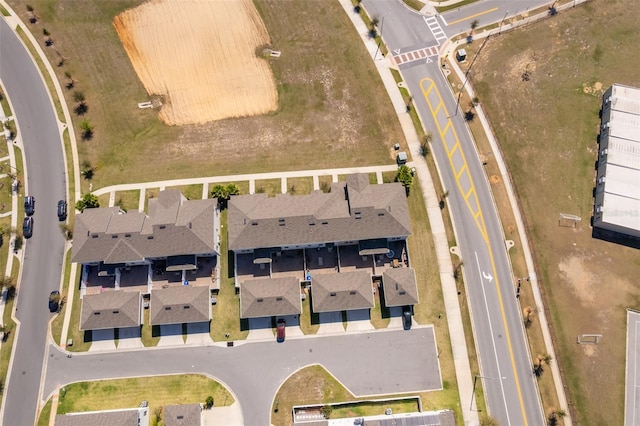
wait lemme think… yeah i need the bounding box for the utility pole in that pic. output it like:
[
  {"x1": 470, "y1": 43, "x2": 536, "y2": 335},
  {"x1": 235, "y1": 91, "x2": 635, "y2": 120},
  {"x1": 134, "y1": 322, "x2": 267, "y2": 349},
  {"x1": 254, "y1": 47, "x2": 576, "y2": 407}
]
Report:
[{"x1": 454, "y1": 33, "x2": 491, "y2": 117}]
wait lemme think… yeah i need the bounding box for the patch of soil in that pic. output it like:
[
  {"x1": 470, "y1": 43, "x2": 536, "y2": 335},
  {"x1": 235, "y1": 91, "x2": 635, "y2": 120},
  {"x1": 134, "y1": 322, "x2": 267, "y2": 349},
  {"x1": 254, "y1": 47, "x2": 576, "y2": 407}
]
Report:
[{"x1": 113, "y1": 0, "x2": 277, "y2": 125}]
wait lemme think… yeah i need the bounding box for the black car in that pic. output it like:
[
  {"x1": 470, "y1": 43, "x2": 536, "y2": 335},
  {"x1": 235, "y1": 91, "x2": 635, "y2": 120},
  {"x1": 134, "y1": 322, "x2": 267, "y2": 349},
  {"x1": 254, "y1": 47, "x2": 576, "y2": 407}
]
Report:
[
  {"x1": 24, "y1": 195, "x2": 35, "y2": 216},
  {"x1": 49, "y1": 290, "x2": 60, "y2": 312},
  {"x1": 402, "y1": 308, "x2": 412, "y2": 330},
  {"x1": 23, "y1": 216, "x2": 34, "y2": 239},
  {"x1": 57, "y1": 199, "x2": 67, "y2": 221}
]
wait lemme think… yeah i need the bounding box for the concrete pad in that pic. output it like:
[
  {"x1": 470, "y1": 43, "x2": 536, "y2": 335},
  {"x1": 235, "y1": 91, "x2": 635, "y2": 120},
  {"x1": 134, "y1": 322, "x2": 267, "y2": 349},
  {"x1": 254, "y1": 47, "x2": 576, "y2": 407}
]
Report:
[
  {"x1": 279, "y1": 314, "x2": 304, "y2": 338},
  {"x1": 247, "y1": 318, "x2": 274, "y2": 341},
  {"x1": 388, "y1": 306, "x2": 404, "y2": 329},
  {"x1": 317, "y1": 312, "x2": 345, "y2": 334},
  {"x1": 157, "y1": 324, "x2": 185, "y2": 346},
  {"x1": 202, "y1": 401, "x2": 243, "y2": 426},
  {"x1": 88, "y1": 329, "x2": 116, "y2": 352},
  {"x1": 345, "y1": 309, "x2": 374, "y2": 332},
  {"x1": 186, "y1": 322, "x2": 213, "y2": 345},
  {"x1": 117, "y1": 327, "x2": 144, "y2": 349}
]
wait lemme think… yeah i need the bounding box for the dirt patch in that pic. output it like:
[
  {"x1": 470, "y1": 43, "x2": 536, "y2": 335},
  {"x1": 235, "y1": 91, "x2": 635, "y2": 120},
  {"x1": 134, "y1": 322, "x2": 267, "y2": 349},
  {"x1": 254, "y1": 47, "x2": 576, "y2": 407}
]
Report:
[
  {"x1": 489, "y1": 175, "x2": 500, "y2": 184},
  {"x1": 113, "y1": 0, "x2": 277, "y2": 125}
]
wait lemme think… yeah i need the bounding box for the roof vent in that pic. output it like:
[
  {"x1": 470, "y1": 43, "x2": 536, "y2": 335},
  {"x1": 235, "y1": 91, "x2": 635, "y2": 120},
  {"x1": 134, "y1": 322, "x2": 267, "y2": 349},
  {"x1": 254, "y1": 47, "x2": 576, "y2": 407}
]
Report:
[
  {"x1": 177, "y1": 415, "x2": 184, "y2": 420},
  {"x1": 330, "y1": 292, "x2": 337, "y2": 297},
  {"x1": 164, "y1": 306, "x2": 172, "y2": 311},
  {"x1": 94, "y1": 312, "x2": 101, "y2": 316},
  {"x1": 252, "y1": 222, "x2": 258, "y2": 226},
  {"x1": 276, "y1": 297, "x2": 283, "y2": 301},
  {"x1": 321, "y1": 221, "x2": 328, "y2": 225},
  {"x1": 183, "y1": 305, "x2": 190, "y2": 309},
  {"x1": 257, "y1": 298, "x2": 264, "y2": 303},
  {"x1": 112, "y1": 310, "x2": 120, "y2": 314},
  {"x1": 125, "y1": 234, "x2": 131, "y2": 238},
  {"x1": 92, "y1": 234, "x2": 99, "y2": 238},
  {"x1": 188, "y1": 222, "x2": 192, "y2": 229},
  {"x1": 349, "y1": 291, "x2": 356, "y2": 295},
  {"x1": 112, "y1": 235, "x2": 118, "y2": 239},
  {"x1": 399, "y1": 290, "x2": 406, "y2": 295},
  {"x1": 147, "y1": 235, "x2": 154, "y2": 240},
  {"x1": 159, "y1": 225, "x2": 166, "y2": 230}
]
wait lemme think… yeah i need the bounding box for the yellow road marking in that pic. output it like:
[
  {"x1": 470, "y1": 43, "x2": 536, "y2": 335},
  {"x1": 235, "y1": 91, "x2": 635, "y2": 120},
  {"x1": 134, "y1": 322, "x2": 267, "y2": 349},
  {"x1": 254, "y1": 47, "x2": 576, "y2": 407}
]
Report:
[
  {"x1": 456, "y1": 164, "x2": 467, "y2": 180},
  {"x1": 447, "y1": 7, "x2": 498, "y2": 26},
  {"x1": 420, "y1": 77, "x2": 528, "y2": 425},
  {"x1": 420, "y1": 78, "x2": 487, "y2": 241}
]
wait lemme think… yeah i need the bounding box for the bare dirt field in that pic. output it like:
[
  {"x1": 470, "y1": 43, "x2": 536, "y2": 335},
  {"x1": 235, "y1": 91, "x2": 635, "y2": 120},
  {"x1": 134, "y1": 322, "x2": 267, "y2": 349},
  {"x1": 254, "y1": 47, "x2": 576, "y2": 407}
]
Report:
[
  {"x1": 472, "y1": 1, "x2": 640, "y2": 423},
  {"x1": 113, "y1": 0, "x2": 276, "y2": 125}
]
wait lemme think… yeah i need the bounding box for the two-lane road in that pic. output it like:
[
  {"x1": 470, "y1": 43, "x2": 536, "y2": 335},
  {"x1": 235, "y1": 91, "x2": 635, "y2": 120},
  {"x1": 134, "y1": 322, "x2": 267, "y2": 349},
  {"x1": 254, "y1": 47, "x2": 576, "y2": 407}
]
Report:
[
  {"x1": 364, "y1": 0, "x2": 546, "y2": 424},
  {"x1": 0, "y1": 18, "x2": 67, "y2": 426}
]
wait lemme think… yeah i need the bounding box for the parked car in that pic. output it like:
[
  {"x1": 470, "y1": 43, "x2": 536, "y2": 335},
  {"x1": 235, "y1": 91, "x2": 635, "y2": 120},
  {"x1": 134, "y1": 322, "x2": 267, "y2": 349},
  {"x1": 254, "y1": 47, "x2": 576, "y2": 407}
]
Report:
[
  {"x1": 23, "y1": 216, "x2": 34, "y2": 239},
  {"x1": 402, "y1": 307, "x2": 412, "y2": 330},
  {"x1": 276, "y1": 318, "x2": 286, "y2": 342},
  {"x1": 49, "y1": 290, "x2": 60, "y2": 312},
  {"x1": 24, "y1": 195, "x2": 35, "y2": 216},
  {"x1": 57, "y1": 199, "x2": 67, "y2": 221}
]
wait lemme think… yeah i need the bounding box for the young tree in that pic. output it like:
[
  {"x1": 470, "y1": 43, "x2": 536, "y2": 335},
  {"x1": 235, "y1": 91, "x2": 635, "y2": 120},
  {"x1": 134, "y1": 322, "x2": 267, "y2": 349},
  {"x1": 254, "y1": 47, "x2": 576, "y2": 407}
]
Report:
[
  {"x1": 73, "y1": 91, "x2": 86, "y2": 103},
  {"x1": 81, "y1": 160, "x2": 94, "y2": 180},
  {"x1": 396, "y1": 165, "x2": 413, "y2": 194},
  {"x1": 205, "y1": 395, "x2": 214, "y2": 409},
  {"x1": 80, "y1": 119, "x2": 94, "y2": 141},
  {"x1": 74, "y1": 102, "x2": 88, "y2": 116},
  {"x1": 75, "y1": 193, "x2": 99, "y2": 212},
  {"x1": 210, "y1": 183, "x2": 239, "y2": 209}
]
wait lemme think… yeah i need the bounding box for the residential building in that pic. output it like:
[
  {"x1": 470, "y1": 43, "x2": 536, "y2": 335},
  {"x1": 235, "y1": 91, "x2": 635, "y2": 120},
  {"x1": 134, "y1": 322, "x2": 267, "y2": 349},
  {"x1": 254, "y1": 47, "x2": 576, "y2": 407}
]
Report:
[{"x1": 228, "y1": 174, "x2": 418, "y2": 318}]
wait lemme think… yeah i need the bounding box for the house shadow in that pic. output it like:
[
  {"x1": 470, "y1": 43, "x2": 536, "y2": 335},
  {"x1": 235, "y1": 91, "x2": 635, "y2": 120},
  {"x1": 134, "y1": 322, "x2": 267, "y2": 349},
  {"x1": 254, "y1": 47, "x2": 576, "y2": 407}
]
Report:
[
  {"x1": 377, "y1": 283, "x2": 391, "y2": 319},
  {"x1": 308, "y1": 291, "x2": 321, "y2": 325},
  {"x1": 592, "y1": 225, "x2": 640, "y2": 250}
]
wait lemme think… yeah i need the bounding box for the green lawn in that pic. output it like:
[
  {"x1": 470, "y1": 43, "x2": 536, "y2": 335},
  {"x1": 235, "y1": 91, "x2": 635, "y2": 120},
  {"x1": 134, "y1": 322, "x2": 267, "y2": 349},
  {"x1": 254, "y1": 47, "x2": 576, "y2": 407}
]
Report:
[{"x1": 54, "y1": 375, "x2": 234, "y2": 416}]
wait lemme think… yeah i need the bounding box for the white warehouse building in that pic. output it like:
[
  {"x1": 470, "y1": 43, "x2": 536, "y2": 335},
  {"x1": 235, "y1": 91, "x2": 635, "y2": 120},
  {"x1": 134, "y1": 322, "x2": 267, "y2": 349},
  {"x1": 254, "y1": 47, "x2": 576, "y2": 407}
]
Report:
[{"x1": 594, "y1": 84, "x2": 640, "y2": 238}]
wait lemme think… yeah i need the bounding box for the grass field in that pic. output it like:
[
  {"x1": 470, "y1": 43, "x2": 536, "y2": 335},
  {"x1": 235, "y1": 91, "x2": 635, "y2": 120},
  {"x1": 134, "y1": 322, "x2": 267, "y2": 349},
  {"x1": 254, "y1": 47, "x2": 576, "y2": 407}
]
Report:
[
  {"x1": 9, "y1": 0, "x2": 406, "y2": 193},
  {"x1": 55, "y1": 375, "x2": 234, "y2": 415},
  {"x1": 471, "y1": 1, "x2": 640, "y2": 423}
]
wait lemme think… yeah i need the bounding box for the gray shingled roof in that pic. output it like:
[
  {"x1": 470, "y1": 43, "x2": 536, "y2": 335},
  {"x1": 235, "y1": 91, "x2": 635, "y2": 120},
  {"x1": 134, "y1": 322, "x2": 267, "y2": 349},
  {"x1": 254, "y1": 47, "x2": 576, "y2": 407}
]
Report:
[
  {"x1": 150, "y1": 286, "x2": 210, "y2": 325},
  {"x1": 382, "y1": 268, "x2": 419, "y2": 307},
  {"x1": 55, "y1": 408, "x2": 142, "y2": 426},
  {"x1": 72, "y1": 190, "x2": 217, "y2": 264},
  {"x1": 164, "y1": 404, "x2": 201, "y2": 426},
  {"x1": 240, "y1": 277, "x2": 301, "y2": 318},
  {"x1": 227, "y1": 174, "x2": 411, "y2": 251},
  {"x1": 311, "y1": 271, "x2": 374, "y2": 312},
  {"x1": 80, "y1": 291, "x2": 141, "y2": 331}
]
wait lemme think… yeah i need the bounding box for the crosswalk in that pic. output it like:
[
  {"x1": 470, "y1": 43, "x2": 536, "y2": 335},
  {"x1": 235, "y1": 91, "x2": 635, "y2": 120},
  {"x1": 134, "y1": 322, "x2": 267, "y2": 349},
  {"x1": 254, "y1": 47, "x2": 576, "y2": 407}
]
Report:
[
  {"x1": 392, "y1": 45, "x2": 439, "y2": 66},
  {"x1": 391, "y1": 15, "x2": 446, "y2": 66},
  {"x1": 424, "y1": 16, "x2": 447, "y2": 42}
]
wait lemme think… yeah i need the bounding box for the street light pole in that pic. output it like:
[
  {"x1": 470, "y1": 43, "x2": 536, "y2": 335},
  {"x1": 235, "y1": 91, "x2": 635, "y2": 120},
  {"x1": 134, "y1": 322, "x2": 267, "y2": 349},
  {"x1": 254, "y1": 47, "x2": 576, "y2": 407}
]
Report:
[
  {"x1": 454, "y1": 33, "x2": 491, "y2": 117},
  {"x1": 470, "y1": 375, "x2": 506, "y2": 411},
  {"x1": 373, "y1": 16, "x2": 385, "y2": 61},
  {"x1": 499, "y1": 11, "x2": 509, "y2": 35}
]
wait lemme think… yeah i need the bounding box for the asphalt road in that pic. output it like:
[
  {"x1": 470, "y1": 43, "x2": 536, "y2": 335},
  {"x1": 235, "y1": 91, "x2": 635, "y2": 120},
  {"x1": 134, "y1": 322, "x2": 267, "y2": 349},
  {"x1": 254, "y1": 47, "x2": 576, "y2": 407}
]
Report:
[
  {"x1": 0, "y1": 18, "x2": 67, "y2": 426},
  {"x1": 363, "y1": 0, "x2": 546, "y2": 424},
  {"x1": 44, "y1": 327, "x2": 441, "y2": 425}
]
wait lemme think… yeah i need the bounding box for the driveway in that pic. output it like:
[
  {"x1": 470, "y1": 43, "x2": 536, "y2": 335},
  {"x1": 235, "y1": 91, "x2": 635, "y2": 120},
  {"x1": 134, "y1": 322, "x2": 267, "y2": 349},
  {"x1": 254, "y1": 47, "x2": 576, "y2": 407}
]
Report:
[
  {"x1": 45, "y1": 327, "x2": 442, "y2": 425},
  {"x1": 317, "y1": 312, "x2": 345, "y2": 334},
  {"x1": 345, "y1": 309, "x2": 374, "y2": 332}
]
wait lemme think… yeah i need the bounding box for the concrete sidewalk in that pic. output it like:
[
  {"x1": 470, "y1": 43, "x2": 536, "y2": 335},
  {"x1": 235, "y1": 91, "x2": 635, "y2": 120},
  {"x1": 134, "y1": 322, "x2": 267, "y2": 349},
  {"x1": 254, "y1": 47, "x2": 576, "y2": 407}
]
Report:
[{"x1": 340, "y1": 1, "x2": 478, "y2": 425}]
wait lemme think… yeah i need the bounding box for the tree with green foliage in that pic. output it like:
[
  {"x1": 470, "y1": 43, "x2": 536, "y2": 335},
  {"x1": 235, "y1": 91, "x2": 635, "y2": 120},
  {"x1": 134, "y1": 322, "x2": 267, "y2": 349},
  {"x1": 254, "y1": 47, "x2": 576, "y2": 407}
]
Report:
[
  {"x1": 75, "y1": 193, "x2": 99, "y2": 212},
  {"x1": 320, "y1": 405, "x2": 333, "y2": 419},
  {"x1": 210, "y1": 183, "x2": 239, "y2": 209},
  {"x1": 396, "y1": 165, "x2": 413, "y2": 194},
  {"x1": 205, "y1": 395, "x2": 214, "y2": 409},
  {"x1": 80, "y1": 119, "x2": 94, "y2": 140}
]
